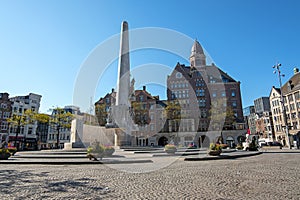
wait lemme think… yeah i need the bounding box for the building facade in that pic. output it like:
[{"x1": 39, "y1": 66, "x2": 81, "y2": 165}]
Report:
[
  {"x1": 253, "y1": 97, "x2": 275, "y2": 140},
  {"x1": 9, "y1": 93, "x2": 42, "y2": 150},
  {"x1": 95, "y1": 86, "x2": 167, "y2": 146},
  {"x1": 47, "y1": 106, "x2": 80, "y2": 149},
  {"x1": 0, "y1": 93, "x2": 12, "y2": 144},
  {"x1": 166, "y1": 40, "x2": 245, "y2": 147},
  {"x1": 270, "y1": 68, "x2": 300, "y2": 147},
  {"x1": 243, "y1": 105, "x2": 255, "y2": 134}
]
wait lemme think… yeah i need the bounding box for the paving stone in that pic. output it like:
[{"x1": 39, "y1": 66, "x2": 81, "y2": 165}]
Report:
[{"x1": 0, "y1": 152, "x2": 299, "y2": 199}]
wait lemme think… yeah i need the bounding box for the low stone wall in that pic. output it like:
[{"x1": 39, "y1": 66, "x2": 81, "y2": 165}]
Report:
[{"x1": 82, "y1": 125, "x2": 115, "y2": 147}]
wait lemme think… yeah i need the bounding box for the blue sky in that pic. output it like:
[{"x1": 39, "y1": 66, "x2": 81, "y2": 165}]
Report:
[{"x1": 1, "y1": 0, "x2": 300, "y2": 113}]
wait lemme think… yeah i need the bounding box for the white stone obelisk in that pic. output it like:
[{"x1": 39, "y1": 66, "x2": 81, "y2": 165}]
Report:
[
  {"x1": 112, "y1": 21, "x2": 132, "y2": 146},
  {"x1": 116, "y1": 21, "x2": 130, "y2": 106}
]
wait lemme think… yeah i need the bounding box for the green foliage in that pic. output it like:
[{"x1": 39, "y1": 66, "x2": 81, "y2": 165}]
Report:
[
  {"x1": 164, "y1": 144, "x2": 177, "y2": 150},
  {"x1": 164, "y1": 101, "x2": 181, "y2": 132},
  {"x1": 8, "y1": 147, "x2": 17, "y2": 155},
  {"x1": 50, "y1": 108, "x2": 74, "y2": 129},
  {"x1": 209, "y1": 143, "x2": 222, "y2": 151},
  {"x1": 131, "y1": 102, "x2": 150, "y2": 126},
  {"x1": 0, "y1": 148, "x2": 10, "y2": 154},
  {"x1": 209, "y1": 98, "x2": 236, "y2": 130},
  {"x1": 7, "y1": 109, "x2": 40, "y2": 149},
  {"x1": 249, "y1": 141, "x2": 258, "y2": 150},
  {"x1": 87, "y1": 141, "x2": 115, "y2": 160},
  {"x1": 95, "y1": 104, "x2": 107, "y2": 126},
  {"x1": 49, "y1": 107, "x2": 74, "y2": 148},
  {"x1": 164, "y1": 101, "x2": 181, "y2": 120}
]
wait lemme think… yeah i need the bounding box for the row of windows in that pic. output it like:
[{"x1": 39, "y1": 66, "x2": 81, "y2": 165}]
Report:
[
  {"x1": 197, "y1": 99, "x2": 206, "y2": 107},
  {"x1": 170, "y1": 82, "x2": 189, "y2": 89},
  {"x1": 195, "y1": 89, "x2": 205, "y2": 97},
  {"x1": 8, "y1": 126, "x2": 33, "y2": 134},
  {"x1": 49, "y1": 127, "x2": 70, "y2": 132},
  {"x1": 48, "y1": 134, "x2": 70, "y2": 140},
  {"x1": 0, "y1": 122, "x2": 8, "y2": 130},
  {"x1": 195, "y1": 79, "x2": 205, "y2": 87},
  {"x1": 13, "y1": 107, "x2": 36, "y2": 113},
  {"x1": 273, "y1": 107, "x2": 281, "y2": 115},
  {"x1": 171, "y1": 90, "x2": 190, "y2": 99},
  {"x1": 272, "y1": 99, "x2": 280, "y2": 107},
  {"x1": 1, "y1": 103, "x2": 7, "y2": 109},
  {"x1": 0, "y1": 111, "x2": 10, "y2": 119}
]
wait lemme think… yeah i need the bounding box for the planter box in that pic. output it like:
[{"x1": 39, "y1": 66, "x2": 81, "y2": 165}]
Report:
[
  {"x1": 208, "y1": 150, "x2": 221, "y2": 156},
  {"x1": 0, "y1": 153, "x2": 11, "y2": 160},
  {"x1": 165, "y1": 149, "x2": 177, "y2": 154},
  {"x1": 104, "y1": 149, "x2": 115, "y2": 157}
]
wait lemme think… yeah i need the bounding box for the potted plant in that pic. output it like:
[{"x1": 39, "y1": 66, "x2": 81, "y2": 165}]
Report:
[
  {"x1": 247, "y1": 141, "x2": 258, "y2": 151},
  {"x1": 103, "y1": 145, "x2": 115, "y2": 157},
  {"x1": 8, "y1": 147, "x2": 17, "y2": 155},
  {"x1": 236, "y1": 144, "x2": 243, "y2": 150},
  {"x1": 188, "y1": 143, "x2": 197, "y2": 149},
  {"x1": 87, "y1": 141, "x2": 105, "y2": 161},
  {"x1": 164, "y1": 144, "x2": 177, "y2": 154},
  {"x1": 208, "y1": 143, "x2": 222, "y2": 156},
  {"x1": 0, "y1": 148, "x2": 11, "y2": 160}
]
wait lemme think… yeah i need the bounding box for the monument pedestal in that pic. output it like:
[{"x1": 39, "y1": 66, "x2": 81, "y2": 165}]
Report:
[{"x1": 114, "y1": 128, "x2": 132, "y2": 147}]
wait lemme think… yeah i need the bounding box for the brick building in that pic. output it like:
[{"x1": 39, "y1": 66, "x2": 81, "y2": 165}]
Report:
[
  {"x1": 166, "y1": 40, "x2": 245, "y2": 147},
  {"x1": 95, "y1": 86, "x2": 167, "y2": 146},
  {"x1": 0, "y1": 93, "x2": 12, "y2": 143}
]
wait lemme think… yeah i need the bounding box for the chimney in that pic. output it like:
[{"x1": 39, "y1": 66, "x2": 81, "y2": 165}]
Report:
[
  {"x1": 143, "y1": 86, "x2": 146, "y2": 91},
  {"x1": 112, "y1": 88, "x2": 115, "y2": 93}
]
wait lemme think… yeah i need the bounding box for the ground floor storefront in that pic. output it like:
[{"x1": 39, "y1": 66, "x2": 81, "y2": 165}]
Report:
[{"x1": 132, "y1": 130, "x2": 247, "y2": 148}]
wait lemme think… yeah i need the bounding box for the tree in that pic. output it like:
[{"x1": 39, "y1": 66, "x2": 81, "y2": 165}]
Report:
[
  {"x1": 7, "y1": 109, "x2": 37, "y2": 150},
  {"x1": 49, "y1": 107, "x2": 74, "y2": 149},
  {"x1": 164, "y1": 101, "x2": 181, "y2": 132},
  {"x1": 34, "y1": 113, "x2": 50, "y2": 149},
  {"x1": 208, "y1": 98, "x2": 236, "y2": 131},
  {"x1": 131, "y1": 102, "x2": 150, "y2": 126},
  {"x1": 95, "y1": 104, "x2": 107, "y2": 126}
]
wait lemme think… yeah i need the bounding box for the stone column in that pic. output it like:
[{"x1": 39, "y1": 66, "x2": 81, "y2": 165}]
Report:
[{"x1": 116, "y1": 21, "x2": 130, "y2": 106}]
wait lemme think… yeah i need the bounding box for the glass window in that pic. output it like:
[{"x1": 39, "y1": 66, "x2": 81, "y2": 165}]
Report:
[
  {"x1": 3, "y1": 112, "x2": 10, "y2": 119},
  {"x1": 232, "y1": 101, "x2": 237, "y2": 108},
  {"x1": 139, "y1": 95, "x2": 144, "y2": 102},
  {"x1": 0, "y1": 122, "x2": 8, "y2": 130},
  {"x1": 176, "y1": 72, "x2": 182, "y2": 79},
  {"x1": 231, "y1": 90, "x2": 236, "y2": 97}
]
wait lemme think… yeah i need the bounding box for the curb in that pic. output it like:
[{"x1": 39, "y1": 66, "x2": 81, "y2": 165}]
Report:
[
  {"x1": 0, "y1": 159, "x2": 153, "y2": 165},
  {"x1": 184, "y1": 152, "x2": 262, "y2": 161}
]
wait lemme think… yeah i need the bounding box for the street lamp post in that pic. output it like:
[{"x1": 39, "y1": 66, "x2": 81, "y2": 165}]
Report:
[{"x1": 273, "y1": 63, "x2": 291, "y2": 149}]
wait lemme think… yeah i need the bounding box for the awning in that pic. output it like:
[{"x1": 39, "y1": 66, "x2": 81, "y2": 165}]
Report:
[
  {"x1": 24, "y1": 138, "x2": 37, "y2": 143},
  {"x1": 9, "y1": 136, "x2": 24, "y2": 141}
]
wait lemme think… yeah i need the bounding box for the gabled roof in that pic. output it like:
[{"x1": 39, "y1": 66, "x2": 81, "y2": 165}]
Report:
[
  {"x1": 133, "y1": 89, "x2": 156, "y2": 100},
  {"x1": 269, "y1": 86, "x2": 281, "y2": 99},
  {"x1": 168, "y1": 62, "x2": 238, "y2": 83},
  {"x1": 281, "y1": 72, "x2": 300, "y2": 95}
]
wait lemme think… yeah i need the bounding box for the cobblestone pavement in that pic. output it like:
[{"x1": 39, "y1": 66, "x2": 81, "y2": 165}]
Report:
[{"x1": 0, "y1": 152, "x2": 299, "y2": 200}]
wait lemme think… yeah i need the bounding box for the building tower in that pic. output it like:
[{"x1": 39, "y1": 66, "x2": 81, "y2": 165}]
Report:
[{"x1": 189, "y1": 40, "x2": 206, "y2": 67}]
